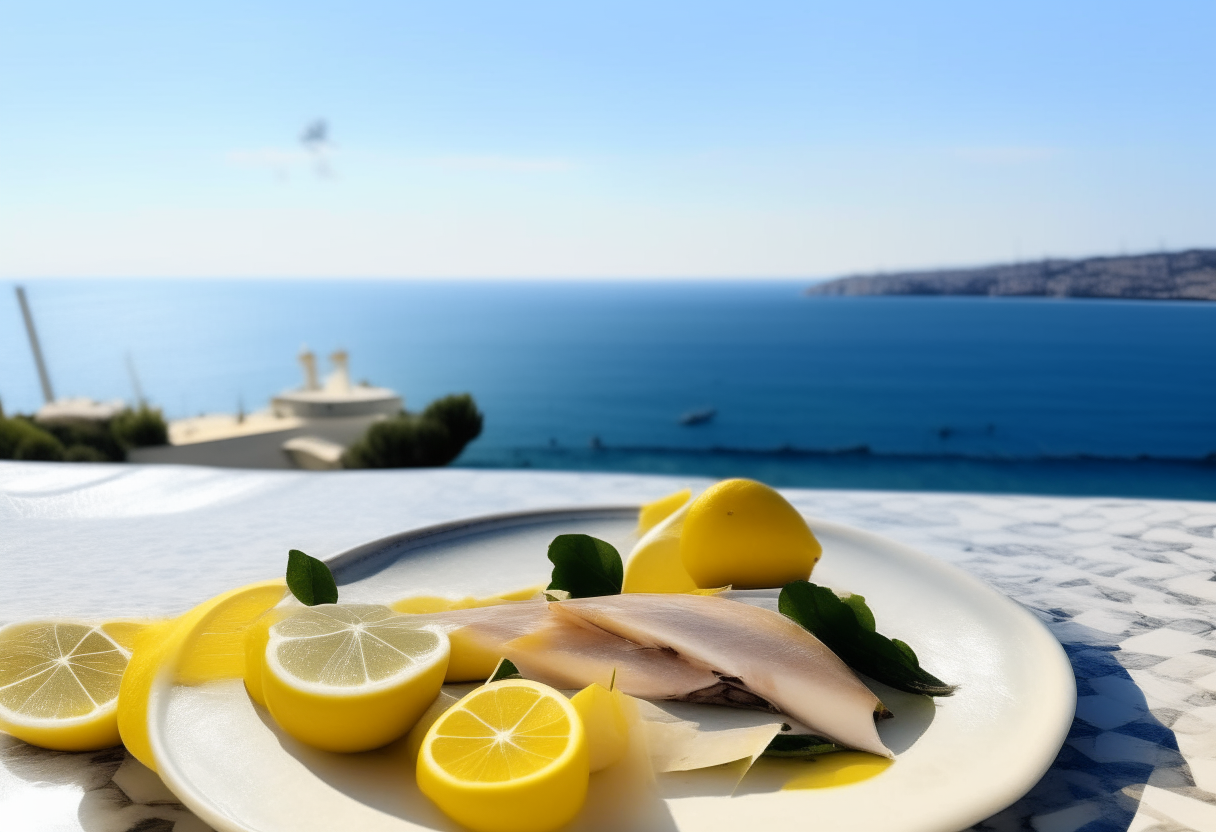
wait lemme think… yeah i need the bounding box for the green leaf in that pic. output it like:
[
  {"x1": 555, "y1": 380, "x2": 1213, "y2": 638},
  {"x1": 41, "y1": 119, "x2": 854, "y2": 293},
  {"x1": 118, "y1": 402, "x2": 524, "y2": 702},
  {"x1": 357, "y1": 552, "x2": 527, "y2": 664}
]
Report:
[
  {"x1": 546, "y1": 534, "x2": 624, "y2": 598},
  {"x1": 762, "y1": 733, "x2": 846, "y2": 758},
  {"x1": 286, "y1": 549, "x2": 338, "y2": 606},
  {"x1": 891, "y1": 638, "x2": 918, "y2": 665},
  {"x1": 779, "y1": 581, "x2": 956, "y2": 697},
  {"x1": 488, "y1": 658, "x2": 523, "y2": 683},
  {"x1": 842, "y1": 593, "x2": 876, "y2": 632}
]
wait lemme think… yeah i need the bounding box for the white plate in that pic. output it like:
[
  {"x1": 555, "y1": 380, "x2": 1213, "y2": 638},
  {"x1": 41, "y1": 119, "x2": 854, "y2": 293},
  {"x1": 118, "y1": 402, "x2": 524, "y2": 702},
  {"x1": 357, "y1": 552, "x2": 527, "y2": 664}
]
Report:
[{"x1": 148, "y1": 507, "x2": 1075, "y2": 832}]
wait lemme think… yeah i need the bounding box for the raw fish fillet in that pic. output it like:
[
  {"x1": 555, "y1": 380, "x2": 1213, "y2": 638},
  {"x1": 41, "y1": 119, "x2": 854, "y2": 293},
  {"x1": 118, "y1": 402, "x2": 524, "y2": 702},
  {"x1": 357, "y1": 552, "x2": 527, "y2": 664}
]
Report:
[
  {"x1": 407, "y1": 594, "x2": 892, "y2": 757},
  {"x1": 556, "y1": 594, "x2": 892, "y2": 757},
  {"x1": 502, "y1": 615, "x2": 723, "y2": 700}
]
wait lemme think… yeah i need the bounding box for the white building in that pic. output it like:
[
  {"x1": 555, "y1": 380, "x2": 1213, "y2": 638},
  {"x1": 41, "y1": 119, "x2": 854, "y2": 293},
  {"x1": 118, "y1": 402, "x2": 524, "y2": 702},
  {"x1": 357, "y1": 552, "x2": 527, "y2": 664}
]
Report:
[{"x1": 128, "y1": 349, "x2": 402, "y2": 470}]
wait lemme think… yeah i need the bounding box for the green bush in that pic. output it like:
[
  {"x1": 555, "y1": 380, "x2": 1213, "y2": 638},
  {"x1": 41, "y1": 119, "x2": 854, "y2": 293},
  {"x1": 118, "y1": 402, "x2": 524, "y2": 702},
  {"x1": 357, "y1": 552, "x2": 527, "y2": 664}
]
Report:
[
  {"x1": 111, "y1": 406, "x2": 169, "y2": 449},
  {"x1": 422, "y1": 394, "x2": 484, "y2": 446},
  {"x1": 41, "y1": 420, "x2": 126, "y2": 462},
  {"x1": 0, "y1": 418, "x2": 65, "y2": 461},
  {"x1": 14, "y1": 432, "x2": 65, "y2": 461},
  {"x1": 63, "y1": 444, "x2": 108, "y2": 462},
  {"x1": 343, "y1": 393, "x2": 483, "y2": 469}
]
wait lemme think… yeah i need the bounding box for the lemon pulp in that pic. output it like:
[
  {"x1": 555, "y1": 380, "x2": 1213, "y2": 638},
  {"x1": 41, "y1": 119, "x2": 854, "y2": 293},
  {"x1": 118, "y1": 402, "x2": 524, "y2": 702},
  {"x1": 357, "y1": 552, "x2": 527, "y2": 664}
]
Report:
[
  {"x1": 417, "y1": 679, "x2": 589, "y2": 832},
  {"x1": 262, "y1": 603, "x2": 449, "y2": 752},
  {"x1": 0, "y1": 620, "x2": 137, "y2": 751}
]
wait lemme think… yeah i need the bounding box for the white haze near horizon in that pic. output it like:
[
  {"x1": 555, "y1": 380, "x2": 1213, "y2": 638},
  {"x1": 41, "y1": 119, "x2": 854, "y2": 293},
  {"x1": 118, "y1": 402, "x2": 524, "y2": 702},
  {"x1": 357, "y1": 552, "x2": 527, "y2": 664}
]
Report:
[{"x1": 1, "y1": 1, "x2": 1213, "y2": 280}]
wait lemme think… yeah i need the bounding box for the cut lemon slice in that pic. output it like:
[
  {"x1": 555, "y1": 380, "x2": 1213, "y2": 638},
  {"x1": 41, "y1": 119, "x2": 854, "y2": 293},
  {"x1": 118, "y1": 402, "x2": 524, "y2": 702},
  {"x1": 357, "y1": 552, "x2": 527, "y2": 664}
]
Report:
[
  {"x1": 570, "y1": 682, "x2": 629, "y2": 772},
  {"x1": 117, "y1": 579, "x2": 287, "y2": 771},
  {"x1": 0, "y1": 619, "x2": 144, "y2": 751},
  {"x1": 417, "y1": 679, "x2": 589, "y2": 832},
  {"x1": 262, "y1": 604, "x2": 449, "y2": 752}
]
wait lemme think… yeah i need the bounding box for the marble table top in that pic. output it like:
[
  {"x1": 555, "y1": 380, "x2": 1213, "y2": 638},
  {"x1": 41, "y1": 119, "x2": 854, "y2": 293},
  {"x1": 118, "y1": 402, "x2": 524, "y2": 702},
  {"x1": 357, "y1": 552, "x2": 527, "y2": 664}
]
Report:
[{"x1": 3, "y1": 461, "x2": 1216, "y2": 832}]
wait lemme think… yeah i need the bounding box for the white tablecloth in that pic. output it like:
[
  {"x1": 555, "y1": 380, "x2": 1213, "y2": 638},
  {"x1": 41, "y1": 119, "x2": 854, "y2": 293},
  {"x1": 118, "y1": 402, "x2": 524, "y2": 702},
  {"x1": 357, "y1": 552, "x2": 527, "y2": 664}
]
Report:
[{"x1": 3, "y1": 461, "x2": 1216, "y2": 831}]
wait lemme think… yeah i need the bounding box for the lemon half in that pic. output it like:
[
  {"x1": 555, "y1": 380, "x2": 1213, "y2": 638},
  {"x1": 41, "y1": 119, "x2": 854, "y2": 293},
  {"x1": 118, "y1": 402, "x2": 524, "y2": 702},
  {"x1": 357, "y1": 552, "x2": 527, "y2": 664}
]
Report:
[
  {"x1": 680, "y1": 478, "x2": 822, "y2": 589},
  {"x1": 0, "y1": 620, "x2": 146, "y2": 751},
  {"x1": 262, "y1": 604, "x2": 449, "y2": 752},
  {"x1": 417, "y1": 679, "x2": 589, "y2": 832},
  {"x1": 623, "y1": 501, "x2": 697, "y2": 593}
]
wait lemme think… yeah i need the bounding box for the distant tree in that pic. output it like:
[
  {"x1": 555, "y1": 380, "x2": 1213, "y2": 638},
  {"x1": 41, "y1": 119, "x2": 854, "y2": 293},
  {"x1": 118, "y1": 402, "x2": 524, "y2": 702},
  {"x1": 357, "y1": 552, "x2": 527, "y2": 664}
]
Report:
[
  {"x1": 14, "y1": 432, "x2": 65, "y2": 461},
  {"x1": 111, "y1": 406, "x2": 169, "y2": 449},
  {"x1": 343, "y1": 393, "x2": 483, "y2": 469},
  {"x1": 41, "y1": 419, "x2": 126, "y2": 462},
  {"x1": 422, "y1": 394, "x2": 484, "y2": 447},
  {"x1": 0, "y1": 417, "x2": 64, "y2": 461},
  {"x1": 64, "y1": 444, "x2": 108, "y2": 462}
]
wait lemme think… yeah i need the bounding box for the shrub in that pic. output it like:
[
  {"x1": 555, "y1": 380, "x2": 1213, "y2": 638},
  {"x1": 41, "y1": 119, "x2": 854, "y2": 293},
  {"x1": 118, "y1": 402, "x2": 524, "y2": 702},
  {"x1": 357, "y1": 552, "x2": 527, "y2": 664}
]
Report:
[
  {"x1": 422, "y1": 394, "x2": 484, "y2": 447},
  {"x1": 343, "y1": 393, "x2": 483, "y2": 469},
  {"x1": 63, "y1": 444, "x2": 107, "y2": 462},
  {"x1": 111, "y1": 406, "x2": 169, "y2": 448},
  {"x1": 14, "y1": 432, "x2": 65, "y2": 461},
  {"x1": 42, "y1": 420, "x2": 126, "y2": 462},
  {"x1": 0, "y1": 418, "x2": 65, "y2": 460}
]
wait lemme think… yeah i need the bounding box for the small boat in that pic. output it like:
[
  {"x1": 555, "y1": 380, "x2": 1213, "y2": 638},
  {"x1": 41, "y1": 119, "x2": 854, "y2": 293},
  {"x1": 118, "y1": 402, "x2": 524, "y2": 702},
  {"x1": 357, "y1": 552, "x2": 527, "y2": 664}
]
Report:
[{"x1": 679, "y1": 407, "x2": 716, "y2": 426}]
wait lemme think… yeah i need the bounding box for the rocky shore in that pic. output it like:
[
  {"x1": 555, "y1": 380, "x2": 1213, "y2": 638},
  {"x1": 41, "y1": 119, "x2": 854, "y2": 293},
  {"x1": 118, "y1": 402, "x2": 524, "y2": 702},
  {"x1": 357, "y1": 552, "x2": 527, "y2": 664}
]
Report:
[{"x1": 807, "y1": 249, "x2": 1216, "y2": 301}]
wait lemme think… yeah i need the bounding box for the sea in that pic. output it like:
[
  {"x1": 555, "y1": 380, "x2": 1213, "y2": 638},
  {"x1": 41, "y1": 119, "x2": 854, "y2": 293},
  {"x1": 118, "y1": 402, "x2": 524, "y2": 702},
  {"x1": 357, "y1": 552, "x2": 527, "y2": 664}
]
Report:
[{"x1": 2, "y1": 279, "x2": 1214, "y2": 500}]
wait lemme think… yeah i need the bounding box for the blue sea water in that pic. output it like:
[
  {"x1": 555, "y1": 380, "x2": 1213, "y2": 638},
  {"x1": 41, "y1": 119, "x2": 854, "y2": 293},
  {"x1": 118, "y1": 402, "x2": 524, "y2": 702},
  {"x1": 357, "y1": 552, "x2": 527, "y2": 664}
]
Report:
[{"x1": 2, "y1": 279, "x2": 1214, "y2": 498}]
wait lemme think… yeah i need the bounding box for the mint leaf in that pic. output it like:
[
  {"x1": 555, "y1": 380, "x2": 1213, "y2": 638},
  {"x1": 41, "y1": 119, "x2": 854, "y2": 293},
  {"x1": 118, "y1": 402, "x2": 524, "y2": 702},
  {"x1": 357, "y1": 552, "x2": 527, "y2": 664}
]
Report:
[
  {"x1": 488, "y1": 658, "x2": 522, "y2": 683},
  {"x1": 842, "y1": 593, "x2": 876, "y2": 632},
  {"x1": 286, "y1": 549, "x2": 338, "y2": 606},
  {"x1": 546, "y1": 534, "x2": 623, "y2": 598},
  {"x1": 779, "y1": 581, "x2": 956, "y2": 697}
]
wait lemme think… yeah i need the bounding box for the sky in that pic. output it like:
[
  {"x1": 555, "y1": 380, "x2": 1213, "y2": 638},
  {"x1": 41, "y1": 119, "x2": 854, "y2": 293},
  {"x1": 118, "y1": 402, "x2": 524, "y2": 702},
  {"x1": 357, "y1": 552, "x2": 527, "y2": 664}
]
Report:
[{"x1": 1, "y1": 1, "x2": 1213, "y2": 279}]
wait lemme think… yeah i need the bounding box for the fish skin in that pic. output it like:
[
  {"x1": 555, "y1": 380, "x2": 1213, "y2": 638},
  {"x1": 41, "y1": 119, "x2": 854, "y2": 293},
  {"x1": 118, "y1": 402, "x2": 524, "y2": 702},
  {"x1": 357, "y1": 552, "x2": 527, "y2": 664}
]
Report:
[{"x1": 556, "y1": 594, "x2": 892, "y2": 758}]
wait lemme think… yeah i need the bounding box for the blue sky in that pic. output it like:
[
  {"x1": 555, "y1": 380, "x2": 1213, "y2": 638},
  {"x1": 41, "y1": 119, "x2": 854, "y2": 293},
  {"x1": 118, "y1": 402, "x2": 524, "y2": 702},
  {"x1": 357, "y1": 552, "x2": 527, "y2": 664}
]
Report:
[{"x1": 1, "y1": 1, "x2": 1213, "y2": 278}]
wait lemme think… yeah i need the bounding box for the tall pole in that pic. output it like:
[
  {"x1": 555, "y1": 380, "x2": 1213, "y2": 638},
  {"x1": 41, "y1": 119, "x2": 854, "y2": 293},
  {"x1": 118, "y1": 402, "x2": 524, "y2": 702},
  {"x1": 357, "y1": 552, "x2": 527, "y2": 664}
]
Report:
[{"x1": 15, "y1": 286, "x2": 55, "y2": 404}]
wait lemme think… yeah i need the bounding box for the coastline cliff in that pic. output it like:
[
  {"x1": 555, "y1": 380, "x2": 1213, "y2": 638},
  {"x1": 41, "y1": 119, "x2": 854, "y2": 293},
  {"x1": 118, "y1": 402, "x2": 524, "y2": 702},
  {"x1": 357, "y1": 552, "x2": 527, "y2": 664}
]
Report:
[{"x1": 806, "y1": 249, "x2": 1216, "y2": 301}]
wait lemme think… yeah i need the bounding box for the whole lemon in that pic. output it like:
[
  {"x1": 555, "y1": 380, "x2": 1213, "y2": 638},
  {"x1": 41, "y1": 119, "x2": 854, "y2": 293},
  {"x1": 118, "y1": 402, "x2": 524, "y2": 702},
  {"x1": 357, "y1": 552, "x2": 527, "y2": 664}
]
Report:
[{"x1": 679, "y1": 479, "x2": 821, "y2": 589}]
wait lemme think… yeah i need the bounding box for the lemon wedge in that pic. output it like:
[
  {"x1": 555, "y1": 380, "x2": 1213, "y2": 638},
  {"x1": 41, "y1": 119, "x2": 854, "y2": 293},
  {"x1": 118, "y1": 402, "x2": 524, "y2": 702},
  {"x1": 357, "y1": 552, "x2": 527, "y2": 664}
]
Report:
[
  {"x1": 0, "y1": 619, "x2": 152, "y2": 751},
  {"x1": 390, "y1": 584, "x2": 544, "y2": 615},
  {"x1": 681, "y1": 478, "x2": 822, "y2": 589},
  {"x1": 570, "y1": 682, "x2": 629, "y2": 772},
  {"x1": 116, "y1": 579, "x2": 287, "y2": 770},
  {"x1": 417, "y1": 679, "x2": 589, "y2": 832},
  {"x1": 637, "y1": 488, "x2": 692, "y2": 535},
  {"x1": 391, "y1": 587, "x2": 545, "y2": 682},
  {"x1": 622, "y1": 501, "x2": 698, "y2": 593},
  {"x1": 261, "y1": 603, "x2": 449, "y2": 752}
]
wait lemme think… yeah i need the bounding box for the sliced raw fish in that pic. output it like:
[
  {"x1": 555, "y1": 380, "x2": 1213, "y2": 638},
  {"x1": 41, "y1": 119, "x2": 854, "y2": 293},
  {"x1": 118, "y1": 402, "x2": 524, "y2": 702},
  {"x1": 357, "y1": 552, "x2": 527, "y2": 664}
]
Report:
[
  {"x1": 556, "y1": 593, "x2": 891, "y2": 757},
  {"x1": 404, "y1": 593, "x2": 891, "y2": 757},
  {"x1": 501, "y1": 615, "x2": 722, "y2": 700}
]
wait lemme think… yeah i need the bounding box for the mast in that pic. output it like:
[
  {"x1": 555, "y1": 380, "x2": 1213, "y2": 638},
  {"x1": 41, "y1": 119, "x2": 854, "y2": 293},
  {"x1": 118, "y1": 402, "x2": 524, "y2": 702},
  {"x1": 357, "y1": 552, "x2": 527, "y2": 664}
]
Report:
[
  {"x1": 126, "y1": 351, "x2": 146, "y2": 406},
  {"x1": 15, "y1": 286, "x2": 55, "y2": 405}
]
